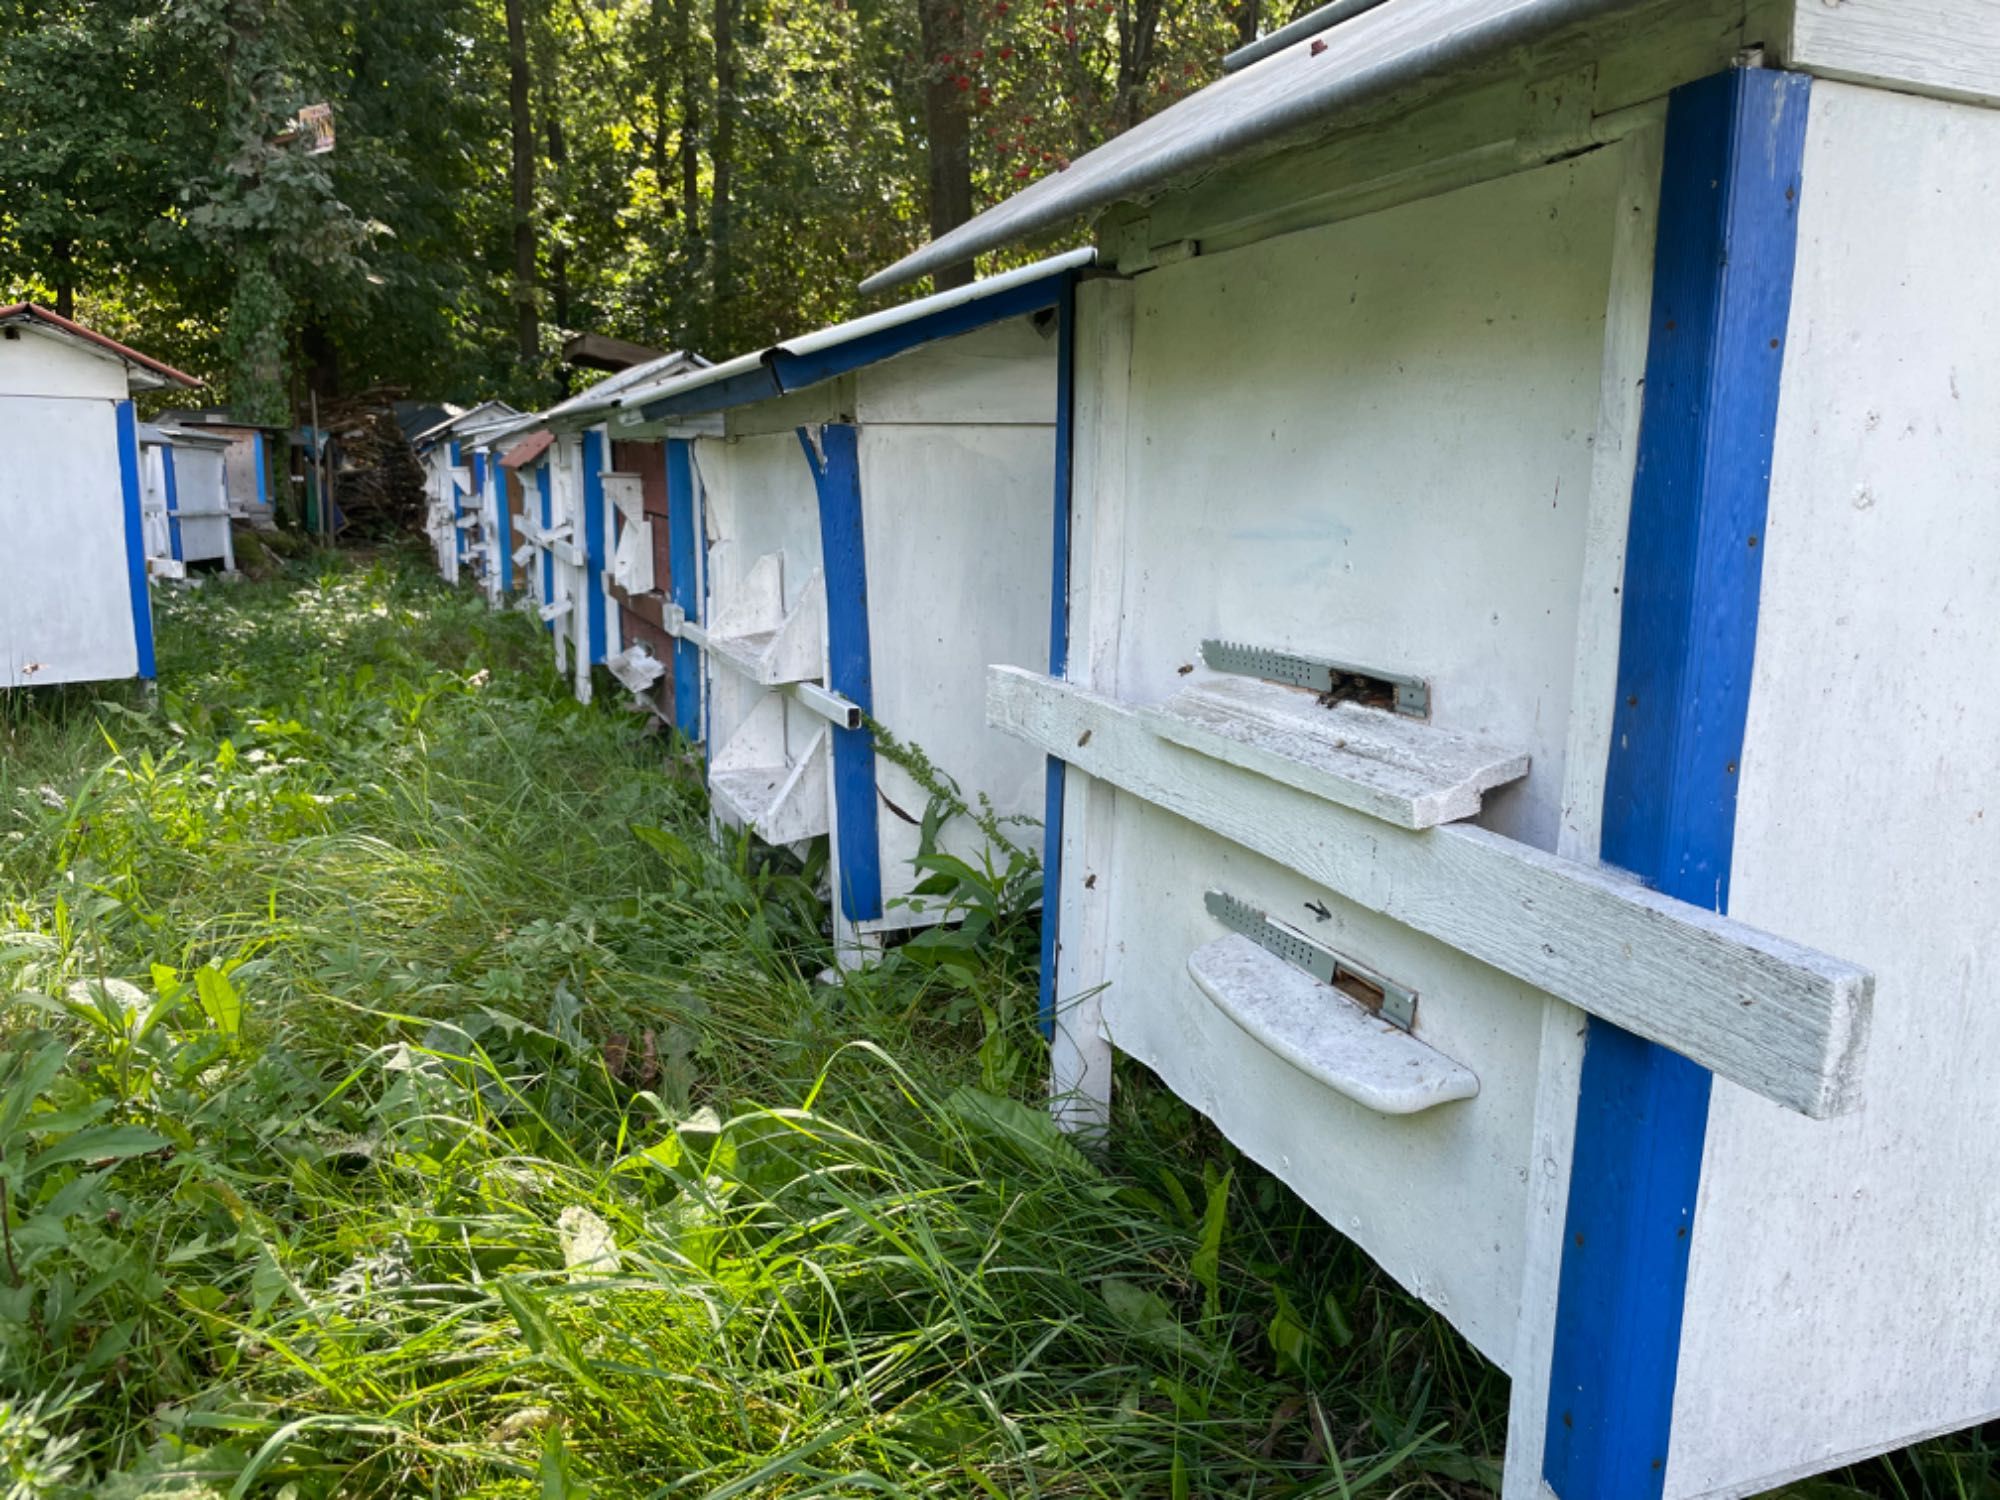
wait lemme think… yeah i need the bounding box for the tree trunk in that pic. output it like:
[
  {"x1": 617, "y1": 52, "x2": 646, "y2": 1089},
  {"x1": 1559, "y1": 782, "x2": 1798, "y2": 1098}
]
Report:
[
  {"x1": 648, "y1": 0, "x2": 671, "y2": 205},
  {"x1": 541, "y1": 58, "x2": 571, "y2": 393},
  {"x1": 506, "y1": 0, "x2": 538, "y2": 364},
  {"x1": 709, "y1": 0, "x2": 738, "y2": 329},
  {"x1": 1233, "y1": 0, "x2": 1260, "y2": 48},
  {"x1": 51, "y1": 238, "x2": 74, "y2": 320},
  {"x1": 302, "y1": 318, "x2": 340, "y2": 400},
  {"x1": 1113, "y1": 0, "x2": 1165, "y2": 132},
  {"x1": 916, "y1": 0, "x2": 974, "y2": 290},
  {"x1": 676, "y1": 0, "x2": 700, "y2": 247}
]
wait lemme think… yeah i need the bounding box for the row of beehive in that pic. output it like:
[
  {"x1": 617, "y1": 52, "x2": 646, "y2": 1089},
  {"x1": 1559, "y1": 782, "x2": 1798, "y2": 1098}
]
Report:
[{"x1": 403, "y1": 3, "x2": 2000, "y2": 1495}]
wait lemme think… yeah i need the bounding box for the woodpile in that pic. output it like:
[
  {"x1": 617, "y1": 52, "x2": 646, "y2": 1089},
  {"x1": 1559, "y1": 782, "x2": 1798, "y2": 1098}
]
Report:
[{"x1": 322, "y1": 388, "x2": 427, "y2": 539}]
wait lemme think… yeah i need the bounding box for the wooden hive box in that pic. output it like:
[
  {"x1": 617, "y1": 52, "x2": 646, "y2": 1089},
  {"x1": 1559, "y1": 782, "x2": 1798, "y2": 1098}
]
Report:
[
  {"x1": 574, "y1": 255, "x2": 1084, "y2": 958},
  {"x1": 867, "y1": 1, "x2": 2000, "y2": 1494},
  {"x1": 0, "y1": 304, "x2": 198, "y2": 689},
  {"x1": 510, "y1": 352, "x2": 705, "y2": 706}
]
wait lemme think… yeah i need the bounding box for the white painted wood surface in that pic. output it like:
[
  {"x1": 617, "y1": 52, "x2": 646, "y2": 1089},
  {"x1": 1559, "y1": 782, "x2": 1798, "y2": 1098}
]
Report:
[
  {"x1": 1088, "y1": 787, "x2": 1551, "y2": 1367},
  {"x1": 170, "y1": 445, "x2": 235, "y2": 568},
  {"x1": 694, "y1": 432, "x2": 830, "y2": 849},
  {"x1": 707, "y1": 559, "x2": 825, "y2": 686},
  {"x1": 852, "y1": 317, "x2": 1060, "y2": 426},
  {"x1": 1048, "y1": 149, "x2": 1662, "y2": 1214},
  {"x1": 711, "y1": 747, "x2": 831, "y2": 846},
  {"x1": 1048, "y1": 277, "x2": 1135, "y2": 1132},
  {"x1": 138, "y1": 440, "x2": 174, "y2": 566},
  {"x1": 1189, "y1": 933, "x2": 1480, "y2": 1114},
  {"x1": 1141, "y1": 676, "x2": 1529, "y2": 830},
  {"x1": 1665, "y1": 83, "x2": 2000, "y2": 1499},
  {"x1": 1784, "y1": 0, "x2": 2000, "y2": 108},
  {"x1": 548, "y1": 435, "x2": 592, "y2": 701},
  {"x1": 0, "y1": 395, "x2": 139, "y2": 687},
  {"x1": 1110, "y1": 148, "x2": 1628, "y2": 855},
  {"x1": 994, "y1": 666, "x2": 1871, "y2": 1118},
  {"x1": 854, "y1": 419, "x2": 1054, "y2": 923},
  {"x1": 0, "y1": 330, "x2": 127, "y2": 401}
]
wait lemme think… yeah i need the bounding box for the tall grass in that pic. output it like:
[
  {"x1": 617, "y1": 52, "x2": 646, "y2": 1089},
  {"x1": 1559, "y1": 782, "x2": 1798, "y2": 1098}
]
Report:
[{"x1": 0, "y1": 553, "x2": 1981, "y2": 1498}]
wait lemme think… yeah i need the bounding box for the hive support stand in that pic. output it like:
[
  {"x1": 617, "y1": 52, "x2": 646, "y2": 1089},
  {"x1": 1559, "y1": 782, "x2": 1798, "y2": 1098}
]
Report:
[{"x1": 798, "y1": 421, "x2": 885, "y2": 958}]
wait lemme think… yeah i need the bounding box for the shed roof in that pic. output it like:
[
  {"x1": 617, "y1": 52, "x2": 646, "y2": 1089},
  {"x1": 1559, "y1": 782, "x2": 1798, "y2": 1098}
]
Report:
[
  {"x1": 154, "y1": 407, "x2": 289, "y2": 434},
  {"x1": 138, "y1": 422, "x2": 232, "y2": 451},
  {"x1": 499, "y1": 431, "x2": 556, "y2": 470},
  {"x1": 860, "y1": 0, "x2": 1642, "y2": 293},
  {"x1": 411, "y1": 400, "x2": 523, "y2": 449},
  {"x1": 493, "y1": 347, "x2": 711, "y2": 442},
  {"x1": 589, "y1": 248, "x2": 1091, "y2": 429},
  {"x1": 0, "y1": 303, "x2": 201, "y2": 391}
]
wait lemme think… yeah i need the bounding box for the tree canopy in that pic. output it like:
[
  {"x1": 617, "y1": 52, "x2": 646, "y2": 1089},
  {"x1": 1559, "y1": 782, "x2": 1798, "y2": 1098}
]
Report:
[{"x1": 0, "y1": 0, "x2": 1304, "y2": 412}]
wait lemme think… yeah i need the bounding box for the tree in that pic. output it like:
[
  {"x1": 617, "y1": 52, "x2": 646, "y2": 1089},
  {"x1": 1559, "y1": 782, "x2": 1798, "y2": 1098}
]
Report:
[
  {"x1": 507, "y1": 0, "x2": 539, "y2": 365},
  {"x1": 1, "y1": 0, "x2": 1285, "y2": 426},
  {"x1": 0, "y1": 0, "x2": 210, "y2": 318},
  {"x1": 917, "y1": 0, "x2": 975, "y2": 289}
]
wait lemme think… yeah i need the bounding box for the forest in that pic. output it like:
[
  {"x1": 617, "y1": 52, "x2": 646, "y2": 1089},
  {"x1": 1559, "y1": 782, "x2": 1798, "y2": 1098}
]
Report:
[{"x1": 0, "y1": 0, "x2": 1296, "y2": 419}]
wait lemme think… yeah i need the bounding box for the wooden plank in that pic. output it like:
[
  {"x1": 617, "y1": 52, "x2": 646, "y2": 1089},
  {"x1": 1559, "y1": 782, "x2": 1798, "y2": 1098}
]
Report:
[
  {"x1": 1784, "y1": 0, "x2": 2000, "y2": 107},
  {"x1": 710, "y1": 729, "x2": 829, "y2": 844},
  {"x1": 1046, "y1": 276, "x2": 1136, "y2": 1132},
  {"x1": 852, "y1": 316, "x2": 1060, "y2": 426},
  {"x1": 1189, "y1": 934, "x2": 1479, "y2": 1115},
  {"x1": 988, "y1": 666, "x2": 1872, "y2": 1119},
  {"x1": 1142, "y1": 676, "x2": 1528, "y2": 830},
  {"x1": 1503, "y1": 116, "x2": 1664, "y2": 1500}
]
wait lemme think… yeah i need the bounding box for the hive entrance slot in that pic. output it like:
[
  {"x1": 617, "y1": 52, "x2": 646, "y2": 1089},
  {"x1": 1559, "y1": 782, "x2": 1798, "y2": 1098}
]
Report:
[
  {"x1": 1199, "y1": 639, "x2": 1429, "y2": 719},
  {"x1": 1332, "y1": 968, "x2": 1387, "y2": 1015},
  {"x1": 1315, "y1": 668, "x2": 1400, "y2": 715},
  {"x1": 1203, "y1": 888, "x2": 1418, "y2": 1031}
]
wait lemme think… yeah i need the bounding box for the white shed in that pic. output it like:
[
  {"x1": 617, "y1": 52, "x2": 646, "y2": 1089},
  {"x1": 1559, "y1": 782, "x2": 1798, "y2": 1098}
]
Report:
[
  {"x1": 566, "y1": 256, "x2": 1080, "y2": 959},
  {"x1": 138, "y1": 425, "x2": 236, "y2": 578},
  {"x1": 0, "y1": 303, "x2": 199, "y2": 688},
  {"x1": 869, "y1": 2, "x2": 2000, "y2": 1495}
]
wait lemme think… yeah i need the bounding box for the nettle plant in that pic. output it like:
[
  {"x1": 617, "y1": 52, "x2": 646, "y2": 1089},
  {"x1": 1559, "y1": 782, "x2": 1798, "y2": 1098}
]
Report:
[{"x1": 865, "y1": 720, "x2": 1043, "y2": 980}]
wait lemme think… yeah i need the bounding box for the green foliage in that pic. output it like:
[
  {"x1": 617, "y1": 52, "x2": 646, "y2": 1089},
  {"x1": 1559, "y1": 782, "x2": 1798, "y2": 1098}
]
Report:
[{"x1": 0, "y1": 0, "x2": 1315, "y2": 412}]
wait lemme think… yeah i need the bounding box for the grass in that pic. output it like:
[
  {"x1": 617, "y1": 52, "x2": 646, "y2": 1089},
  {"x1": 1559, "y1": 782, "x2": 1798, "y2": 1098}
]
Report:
[{"x1": 0, "y1": 551, "x2": 1986, "y2": 1498}]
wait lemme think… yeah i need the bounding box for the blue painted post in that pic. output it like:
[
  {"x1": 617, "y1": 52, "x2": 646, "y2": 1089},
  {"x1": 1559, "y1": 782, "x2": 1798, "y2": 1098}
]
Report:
[
  {"x1": 495, "y1": 460, "x2": 513, "y2": 596},
  {"x1": 470, "y1": 451, "x2": 486, "y2": 583},
  {"x1": 538, "y1": 463, "x2": 555, "y2": 630},
  {"x1": 252, "y1": 432, "x2": 269, "y2": 513},
  {"x1": 800, "y1": 424, "x2": 883, "y2": 924},
  {"x1": 1039, "y1": 275, "x2": 1077, "y2": 1040},
  {"x1": 581, "y1": 431, "x2": 609, "y2": 662},
  {"x1": 666, "y1": 438, "x2": 703, "y2": 739},
  {"x1": 1541, "y1": 67, "x2": 1812, "y2": 1498},
  {"x1": 162, "y1": 446, "x2": 184, "y2": 564},
  {"x1": 449, "y1": 440, "x2": 465, "y2": 562},
  {"x1": 113, "y1": 401, "x2": 156, "y2": 680}
]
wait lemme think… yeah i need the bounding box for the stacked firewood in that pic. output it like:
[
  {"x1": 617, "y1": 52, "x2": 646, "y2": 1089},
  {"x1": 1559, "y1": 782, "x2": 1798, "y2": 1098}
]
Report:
[{"x1": 322, "y1": 389, "x2": 427, "y2": 539}]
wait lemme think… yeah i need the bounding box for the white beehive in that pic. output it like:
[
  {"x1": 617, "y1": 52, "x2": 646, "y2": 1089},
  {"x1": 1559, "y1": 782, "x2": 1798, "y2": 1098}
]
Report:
[
  {"x1": 507, "y1": 351, "x2": 705, "y2": 703},
  {"x1": 144, "y1": 427, "x2": 236, "y2": 575},
  {"x1": 866, "y1": 2, "x2": 2000, "y2": 1494},
  {"x1": 413, "y1": 401, "x2": 520, "y2": 590},
  {"x1": 0, "y1": 304, "x2": 198, "y2": 688},
  {"x1": 572, "y1": 254, "x2": 1083, "y2": 958}
]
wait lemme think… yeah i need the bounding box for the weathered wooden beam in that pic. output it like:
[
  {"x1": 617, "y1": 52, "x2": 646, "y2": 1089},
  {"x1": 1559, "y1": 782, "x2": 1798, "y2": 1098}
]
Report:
[{"x1": 988, "y1": 665, "x2": 1872, "y2": 1118}]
